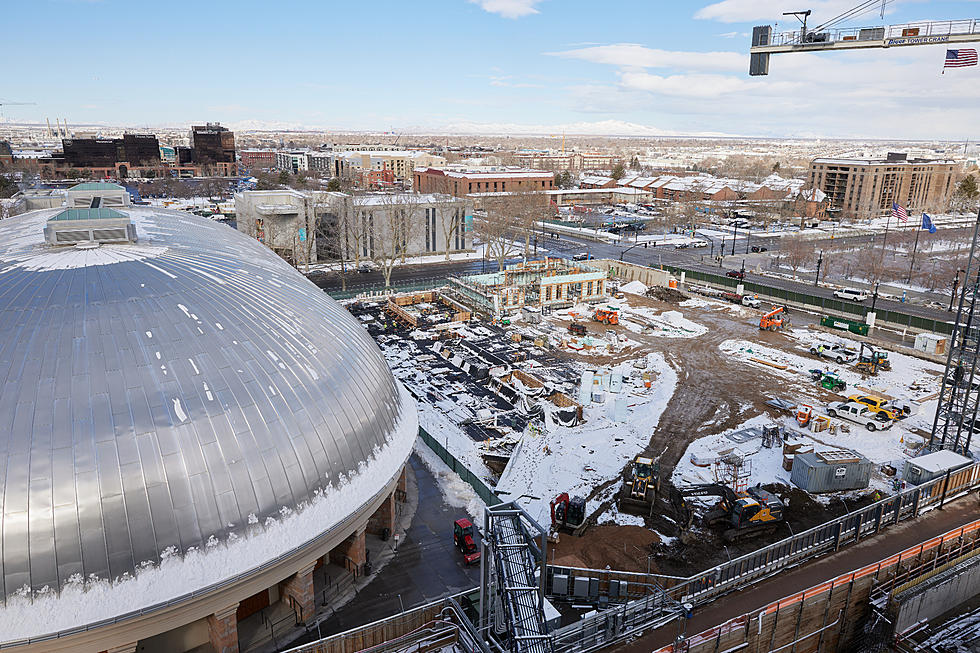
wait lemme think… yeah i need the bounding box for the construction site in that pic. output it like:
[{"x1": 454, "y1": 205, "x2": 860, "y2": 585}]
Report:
[{"x1": 302, "y1": 239, "x2": 980, "y2": 653}]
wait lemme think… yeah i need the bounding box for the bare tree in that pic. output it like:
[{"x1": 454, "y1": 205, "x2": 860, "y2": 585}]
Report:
[
  {"x1": 511, "y1": 191, "x2": 549, "y2": 259},
  {"x1": 782, "y1": 236, "x2": 812, "y2": 279},
  {"x1": 370, "y1": 194, "x2": 425, "y2": 288},
  {"x1": 477, "y1": 197, "x2": 521, "y2": 272}
]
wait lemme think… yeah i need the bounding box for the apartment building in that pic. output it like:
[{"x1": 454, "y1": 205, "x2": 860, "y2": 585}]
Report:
[
  {"x1": 332, "y1": 150, "x2": 446, "y2": 183},
  {"x1": 414, "y1": 166, "x2": 554, "y2": 196},
  {"x1": 513, "y1": 151, "x2": 620, "y2": 171},
  {"x1": 808, "y1": 153, "x2": 957, "y2": 218}
]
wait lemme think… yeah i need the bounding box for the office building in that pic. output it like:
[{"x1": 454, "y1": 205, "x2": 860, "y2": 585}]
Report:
[{"x1": 414, "y1": 166, "x2": 554, "y2": 196}]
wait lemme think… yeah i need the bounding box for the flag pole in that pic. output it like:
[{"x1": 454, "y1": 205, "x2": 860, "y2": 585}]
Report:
[
  {"x1": 907, "y1": 217, "x2": 923, "y2": 284},
  {"x1": 881, "y1": 211, "x2": 891, "y2": 261}
]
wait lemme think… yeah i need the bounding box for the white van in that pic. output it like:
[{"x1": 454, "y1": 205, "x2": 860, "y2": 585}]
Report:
[{"x1": 833, "y1": 287, "x2": 868, "y2": 302}]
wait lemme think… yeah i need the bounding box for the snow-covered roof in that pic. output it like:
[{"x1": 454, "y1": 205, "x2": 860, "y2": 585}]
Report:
[
  {"x1": 416, "y1": 166, "x2": 553, "y2": 179},
  {"x1": 580, "y1": 175, "x2": 614, "y2": 185},
  {"x1": 0, "y1": 206, "x2": 415, "y2": 617},
  {"x1": 908, "y1": 449, "x2": 973, "y2": 473}
]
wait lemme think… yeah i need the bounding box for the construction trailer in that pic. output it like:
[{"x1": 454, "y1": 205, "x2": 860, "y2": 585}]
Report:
[
  {"x1": 449, "y1": 258, "x2": 608, "y2": 318},
  {"x1": 791, "y1": 449, "x2": 872, "y2": 493},
  {"x1": 903, "y1": 450, "x2": 973, "y2": 485}
]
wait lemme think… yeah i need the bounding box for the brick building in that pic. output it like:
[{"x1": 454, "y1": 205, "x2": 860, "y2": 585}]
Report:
[
  {"x1": 513, "y1": 151, "x2": 620, "y2": 171},
  {"x1": 240, "y1": 150, "x2": 276, "y2": 171},
  {"x1": 808, "y1": 153, "x2": 957, "y2": 219},
  {"x1": 414, "y1": 166, "x2": 554, "y2": 197}
]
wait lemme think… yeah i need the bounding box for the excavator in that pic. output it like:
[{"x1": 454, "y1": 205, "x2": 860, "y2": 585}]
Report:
[
  {"x1": 594, "y1": 307, "x2": 620, "y2": 325},
  {"x1": 760, "y1": 305, "x2": 790, "y2": 331},
  {"x1": 619, "y1": 454, "x2": 661, "y2": 516},
  {"x1": 550, "y1": 493, "x2": 587, "y2": 534},
  {"x1": 672, "y1": 484, "x2": 785, "y2": 542}
]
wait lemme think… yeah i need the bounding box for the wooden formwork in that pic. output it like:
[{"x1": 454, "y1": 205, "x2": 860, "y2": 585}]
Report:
[
  {"x1": 385, "y1": 300, "x2": 418, "y2": 328},
  {"x1": 663, "y1": 519, "x2": 980, "y2": 653}
]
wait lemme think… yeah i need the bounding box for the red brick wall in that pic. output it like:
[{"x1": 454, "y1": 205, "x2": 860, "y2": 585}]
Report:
[{"x1": 207, "y1": 606, "x2": 240, "y2": 653}]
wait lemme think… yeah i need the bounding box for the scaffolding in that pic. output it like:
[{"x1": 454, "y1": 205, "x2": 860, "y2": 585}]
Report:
[{"x1": 929, "y1": 209, "x2": 980, "y2": 455}]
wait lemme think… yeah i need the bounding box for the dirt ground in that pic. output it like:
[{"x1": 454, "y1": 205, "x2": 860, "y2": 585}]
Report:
[
  {"x1": 547, "y1": 289, "x2": 880, "y2": 577},
  {"x1": 549, "y1": 525, "x2": 662, "y2": 573}
]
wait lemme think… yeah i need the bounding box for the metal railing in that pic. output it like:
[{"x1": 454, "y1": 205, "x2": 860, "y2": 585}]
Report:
[
  {"x1": 550, "y1": 590, "x2": 682, "y2": 653},
  {"x1": 766, "y1": 19, "x2": 980, "y2": 47},
  {"x1": 666, "y1": 462, "x2": 980, "y2": 605}
]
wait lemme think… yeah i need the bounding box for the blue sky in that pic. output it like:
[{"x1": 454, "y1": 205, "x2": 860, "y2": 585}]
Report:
[{"x1": 4, "y1": 0, "x2": 980, "y2": 138}]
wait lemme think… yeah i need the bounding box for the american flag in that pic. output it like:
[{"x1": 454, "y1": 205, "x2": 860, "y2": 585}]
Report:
[
  {"x1": 892, "y1": 202, "x2": 908, "y2": 222},
  {"x1": 945, "y1": 49, "x2": 978, "y2": 68}
]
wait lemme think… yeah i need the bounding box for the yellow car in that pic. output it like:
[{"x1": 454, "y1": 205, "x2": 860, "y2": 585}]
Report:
[{"x1": 848, "y1": 394, "x2": 901, "y2": 421}]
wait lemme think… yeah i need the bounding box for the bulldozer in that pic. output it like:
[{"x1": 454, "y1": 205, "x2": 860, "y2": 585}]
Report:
[
  {"x1": 619, "y1": 455, "x2": 661, "y2": 516},
  {"x1": 672, "y1": 484, "x2": 785, "y2": 542},
  {"x1": 759, "y1": 306, "x2": 790, "y2": 331},
  {"x1": 594, "y1": 307, "x2": 620, "y2": 325}
]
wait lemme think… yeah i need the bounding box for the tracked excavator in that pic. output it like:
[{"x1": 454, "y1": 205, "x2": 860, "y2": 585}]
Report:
[{"x1": 672, "y1": 483, "x2": 785, "y2": 542}]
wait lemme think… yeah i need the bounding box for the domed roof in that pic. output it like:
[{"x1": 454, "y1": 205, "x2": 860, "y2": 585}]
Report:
[{"x1": 0, "y1": 207, "x2": 404, "y2": 600}]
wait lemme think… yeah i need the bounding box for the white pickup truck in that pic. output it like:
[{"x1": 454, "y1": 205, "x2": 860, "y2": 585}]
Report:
[
  {"x1": 809, "y1": 342, "x2": 857, "y2": 364},
  {"x1": 826, "y1": 401, "x2": 893, "y2": 431}
]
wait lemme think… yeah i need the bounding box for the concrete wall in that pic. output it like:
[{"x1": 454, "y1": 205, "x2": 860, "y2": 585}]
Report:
[
  {"x1": 588, "y1": 259, "x2": 675, "y2": 288},
  {"x1": 891, "y1": 551, "x2": 980, "y2": 634}
]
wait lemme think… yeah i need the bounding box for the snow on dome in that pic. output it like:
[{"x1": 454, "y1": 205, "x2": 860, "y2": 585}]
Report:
[{"x1": 0, "y1": 207, "x2": 414, "y2": 622}]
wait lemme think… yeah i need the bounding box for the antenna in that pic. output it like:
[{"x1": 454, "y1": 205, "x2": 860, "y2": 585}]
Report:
[{"x1": 782, "y1": 10, "x2": 811, "y2": 42}]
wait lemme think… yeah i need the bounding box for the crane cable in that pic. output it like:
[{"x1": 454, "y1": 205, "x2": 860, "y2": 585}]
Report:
[{"x1": 814, "y1": 0, "x2": 895, "y2": 32}]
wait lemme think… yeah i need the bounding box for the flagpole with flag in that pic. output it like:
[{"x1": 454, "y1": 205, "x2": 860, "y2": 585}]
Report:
[{"x1": 907, "y1": 212, "x2": 938, "y2": 284}]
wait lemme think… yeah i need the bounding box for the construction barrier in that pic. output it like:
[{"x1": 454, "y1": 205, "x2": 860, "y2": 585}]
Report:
[
  {"x1": 665, "y1": 462, "x2": 980, "y2": 606},
  {"x1": 417, "y1": 427, "x2": 502, "y2": 507}
]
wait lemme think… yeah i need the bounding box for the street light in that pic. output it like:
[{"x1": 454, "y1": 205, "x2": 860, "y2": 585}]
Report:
[
  {"x1": 731, "y1": 223, "x2": 739, "y2": 256},
  {"x1": 814, "y1": 250, "x2": 823, "y2": 287},
  {"x1": 950, "y1": 268, "x2": 965, "y2": 312}
]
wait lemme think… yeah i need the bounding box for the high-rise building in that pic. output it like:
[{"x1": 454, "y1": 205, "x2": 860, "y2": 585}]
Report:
[
  {"x1": 190, "y1": 123, "x2": 236, "y2": 164},
  {"x1": 808, "y1": 153, "x2": 957, "y2": 219}
]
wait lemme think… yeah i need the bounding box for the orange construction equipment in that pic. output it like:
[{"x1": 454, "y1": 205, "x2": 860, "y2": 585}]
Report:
[
  {"x1": 760, "y1": 305, "x2": 790, "y2": 331},
  {"x1": 796, "y1": 404, "x2": 814, "y2": 428},
  {"x1": 594, "y1": 308, "x2": 620, "y2": 325}
]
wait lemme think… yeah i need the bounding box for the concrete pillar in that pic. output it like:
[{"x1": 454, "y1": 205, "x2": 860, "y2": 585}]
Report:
[
  {"x1": 367, "y1": 492, "x2": 396, "y2": 537},
  {"x1": 330, "y1": 528, "x2": 367, "y2": 575},
  {"x1": 207, "y1": 604, "x2": 240, "y2": 653},
  {"x1": 281, "y1": 562, "x2": 317, "y2": 624}
]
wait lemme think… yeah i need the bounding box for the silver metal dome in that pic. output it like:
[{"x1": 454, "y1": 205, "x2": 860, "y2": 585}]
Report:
[{"x1": 0, "y1": 207, "x2": 404, "y2": 601}]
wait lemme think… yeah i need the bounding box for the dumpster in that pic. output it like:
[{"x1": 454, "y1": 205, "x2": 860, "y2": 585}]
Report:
[{"x1": 820, "y1": 315, "x2": 869, "y2": 336}]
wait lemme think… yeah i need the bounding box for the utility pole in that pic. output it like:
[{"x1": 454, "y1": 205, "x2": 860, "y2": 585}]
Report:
[
  {"x1": 731, "y1": 223, "x2": 738, "y2": 256},
  {"x1": 814, "y1": 250, "x2": 823, "y2": 287}
]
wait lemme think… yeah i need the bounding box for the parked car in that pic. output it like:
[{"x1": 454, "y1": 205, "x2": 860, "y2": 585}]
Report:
[
  {"x1": 741, "y1": 295, "x2": 762, "y2": 308},
  {"x1": 834, "y1": 287, "x2": 868, "y2": 302},
  {"x1": 357, "y1": 261, "x2": 377, "y2": 273},
  {"x1": 726, "y1": 270, "x2": 745, "y2": 280},
  {"x1": 674, "y1": 242, "x2": 690, "y2": 249},
  {"x1": 826, "y1": 401, "x2": 893, "y2": 431},
  {"x1": 690, "y1": 240, "x2": 708, "y2": 248},
  {"x1": 572, "y1": 252, "x2": 590, "y2": 261},
  {"x1": 750, "y1": 245, "x2": 769, "y2": 253},
  {"x1": 809, "y1": 342, "x2": 858, "y2": 364},
  {"x1": 848, "y1": 394, "x2": 904, "y2": 420}
]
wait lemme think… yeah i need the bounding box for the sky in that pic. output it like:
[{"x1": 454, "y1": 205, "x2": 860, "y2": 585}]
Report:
[{"x1": 3, "y1": 0, "x2": 980, "y2": 139}]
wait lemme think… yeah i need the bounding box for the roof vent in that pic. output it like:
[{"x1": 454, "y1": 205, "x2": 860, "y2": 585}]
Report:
[{"x1": 44, "y1": 208, "x2": 137, "y2": 245}]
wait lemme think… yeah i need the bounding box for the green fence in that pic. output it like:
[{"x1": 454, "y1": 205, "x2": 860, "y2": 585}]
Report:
[
  {"x1": 418, "y1": 427, "x2": 502, "y2": 507},
  {"x1": 664, "y1": 265, "x2": 954, "y2": 335}
]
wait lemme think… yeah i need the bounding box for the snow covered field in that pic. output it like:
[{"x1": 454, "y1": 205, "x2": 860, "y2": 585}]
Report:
[{"x1": 496, "y1": 352, "x2": 678, "y2": 525}]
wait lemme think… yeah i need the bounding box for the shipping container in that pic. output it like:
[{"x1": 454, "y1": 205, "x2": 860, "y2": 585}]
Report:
[
  {"x1": 791, "y1": 449, "x2": 872, "y2": 493},
  {"x1": 903, "y1": 450, "x2": 972, "y2": 485},
  {"x1": 820, "y1": 315, "x2": 869, "y2": 336}
]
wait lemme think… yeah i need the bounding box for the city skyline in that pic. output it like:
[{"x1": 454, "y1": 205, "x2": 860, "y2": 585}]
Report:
[{"x1": 3, "y1": 1, "x2": 980, "y2": 138}]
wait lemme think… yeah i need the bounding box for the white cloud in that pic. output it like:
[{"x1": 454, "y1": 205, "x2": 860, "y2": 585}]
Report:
[
  {"x1": 695, "y1": 0, "x2": 878, "y2": 24},
  {"x1": 547, "y1": 43, "x2": 746, "y2": 72},
  {"x1": 468, "y1": 0, "x2": 544, "y2": 18}
]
